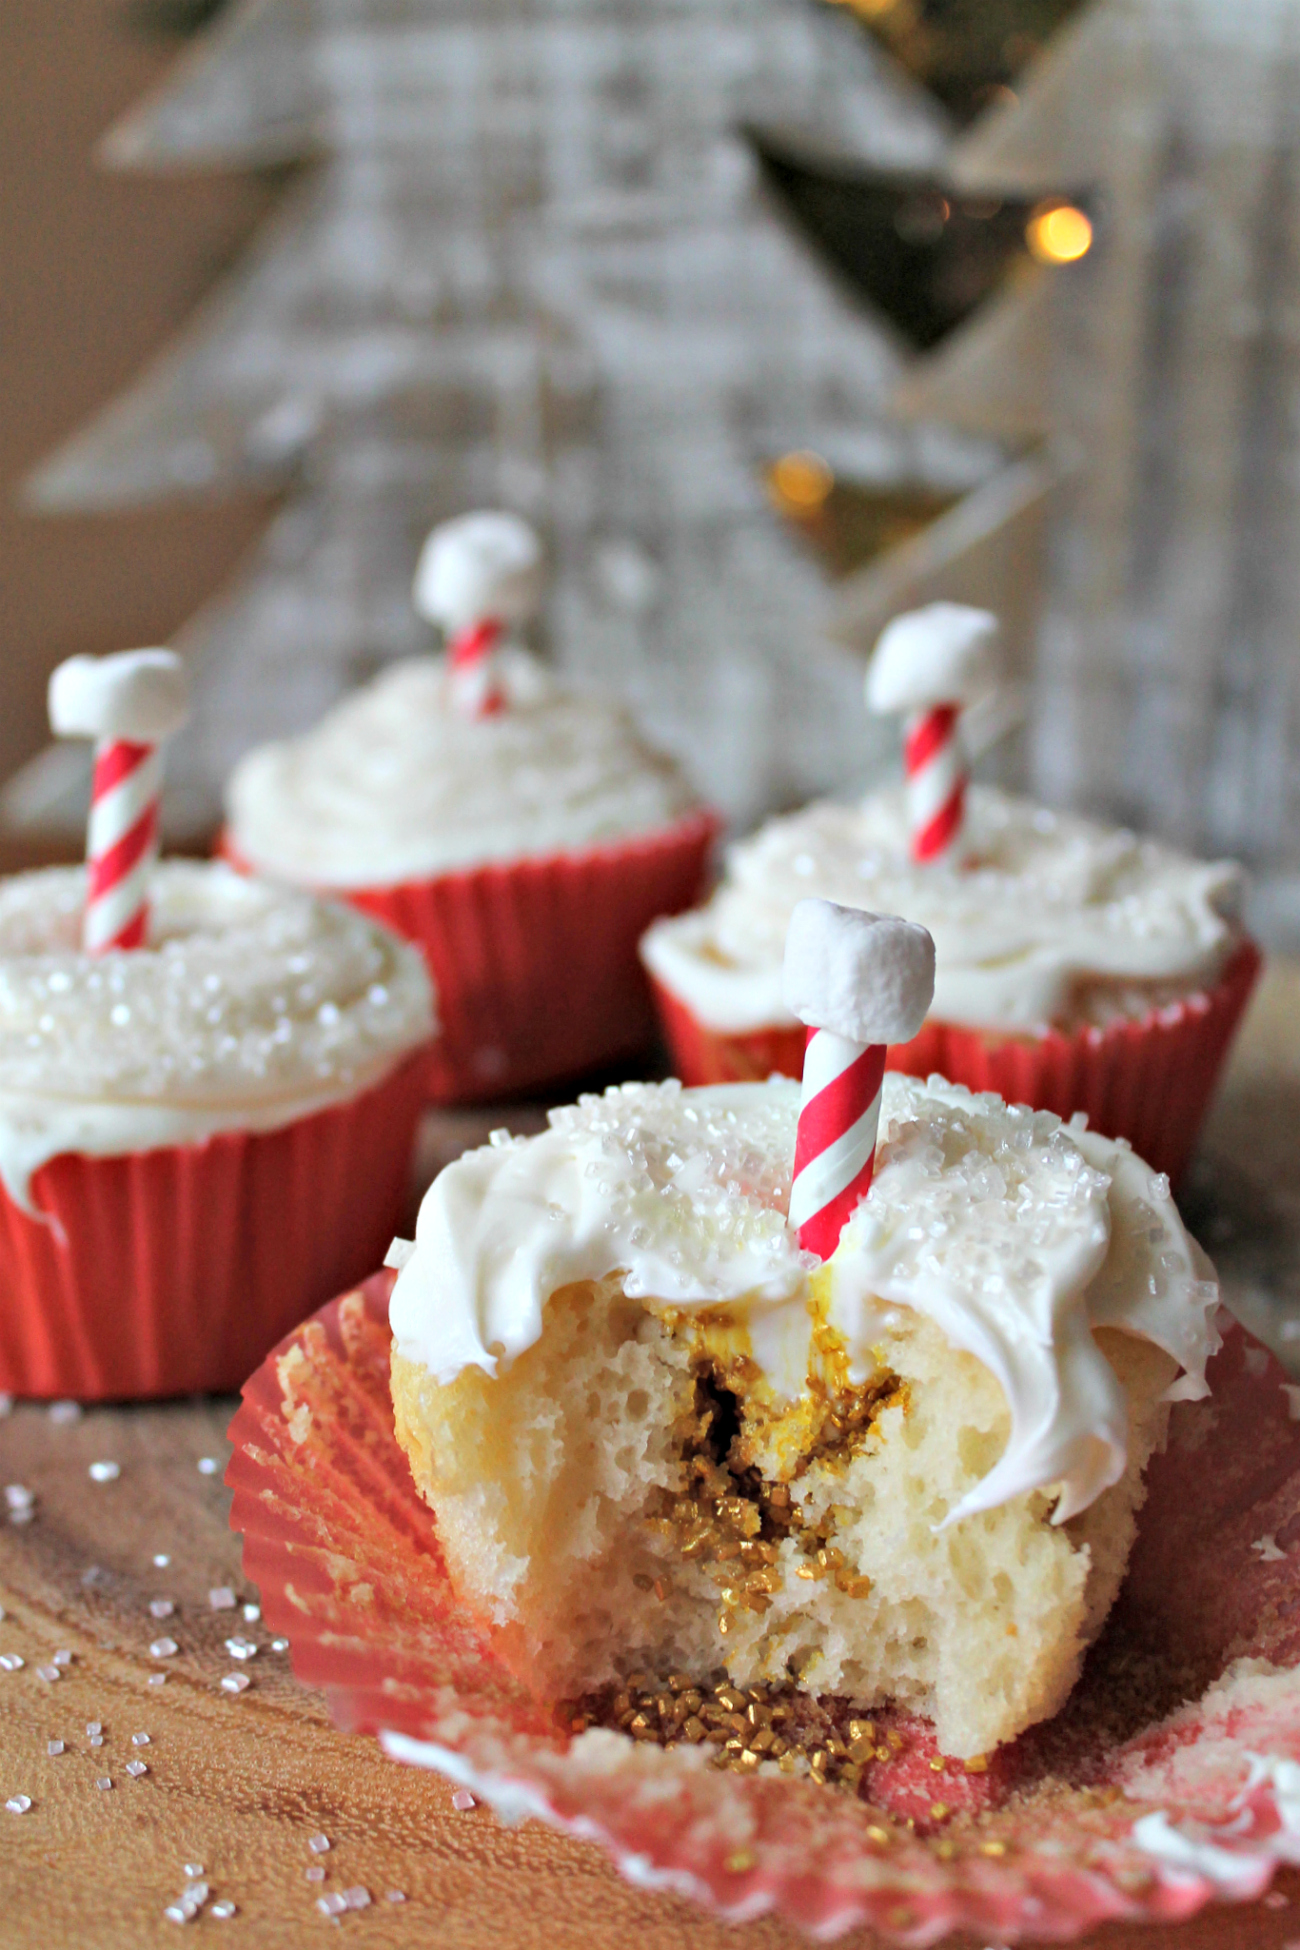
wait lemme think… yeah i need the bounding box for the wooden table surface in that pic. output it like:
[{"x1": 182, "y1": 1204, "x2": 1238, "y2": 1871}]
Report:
[{"x1": 2, "y1": 969, "x2": 1299, "y2": 1949}]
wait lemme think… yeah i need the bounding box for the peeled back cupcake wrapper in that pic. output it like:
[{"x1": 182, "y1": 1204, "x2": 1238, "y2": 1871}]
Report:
[
  {"x1": 229, "y1": 1270, "x2": 1300, "y2": 1943},
  {"x1": 224, "y1": 810, "x2": 717, "y2": 1104},
  {"x1": 0, "y1": 1055, "x2": 425, "y2": 1401},
  {"x1": 650, "y1": 936, "x2": 1261, "y2": 1186}
]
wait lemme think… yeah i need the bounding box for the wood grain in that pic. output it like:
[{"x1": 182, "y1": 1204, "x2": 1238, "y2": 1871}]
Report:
[{"x1": 0, "y1": 967, "x2": 1297, "y2": 1947}]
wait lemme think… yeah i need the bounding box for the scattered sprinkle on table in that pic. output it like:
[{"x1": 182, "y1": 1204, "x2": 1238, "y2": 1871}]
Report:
[
  {"x1": 88, "y1": 1461, "x2": 120, "y2": 1483},
  {"x1": 225, "y1": 1637, "x2": 257, "y2": 1661},
  {"x1": 125, "y1": 1760, "x2": 148, "y2": 1778},
  {"x1": 308, "y1": 1833, "x2": 331, "y2": 1854},
  {"x1": 36, "y1": 1665, "x2": 60, "y2": 1683},
  {"x1": 47, "y1": 1741, "x2": 64, "y2": 1757},
  {"x1": 148, "y1": 1673, "x2": 167, "y2": 1687},
  {"x1": 149, "y1": 1598, "x2": 175, "y2": 1619},
  {"x1": 271, "y1": 1638, "x2": 289, "y2": 1653},
  {"x1": 5, "y1": 1485, "x2": 33, "y2": 1512},
  {"x1": 305, "y1": 1866, "x2": 325, "y2": 1883},
  {"x1": 150, "y1": 1637, "x2": 179, "y2": 1659},
  {"x1": 184, "y1": 1863, "x2": 204, "y2": 1878},
  {"x1": 153, "y1": 1553, "x2": 170, "y2": 1568},
  {"x1": 132, "y1": 1732, "x2": 150, "y2": 1746},
  {"x1": 242, "y1": 1603, "x2": 260, "y2": 1622},
  {"x1": 52, "y1": 1649, "x2": 71, "y2": 1666},
  {"x1": 208, "y1": 1588, "x2": 236, "y2": 1611},
  {"x1": 219, "y1": 1673, "x2": 250, "y2": 1695},
  {"x1": 385, "y1": 1891, "x2": 406, "y2": 1905},
  {"x1": 212, "y1": 1902, "x2": 236, "y2": 1920},
  {"x1": 0, "y1": 1655, "x2": 25, "y2": 1672},
  {"x1": 6, "y1": 1794, "x2": 31, "y2": 1813},
  {"x1": 196, "y1": 1458, "x2": 221, "y2": 1477},
  {"x1": 95, "y1": 1776, "x2": 113, "y2": 1791},
  {"x1": 48, "y1": 1400, "x2": 81, "y2": 1424}
]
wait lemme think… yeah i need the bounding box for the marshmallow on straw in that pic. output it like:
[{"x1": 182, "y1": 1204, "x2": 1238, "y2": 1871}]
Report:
[
  {"x1": 413, "y1": 511, "x2": 546, "y2": 718},
  {"x1": 48, "y1": 649, "x2": 191, "y2": 954},
  {"x1": 783, "y1": 898, "x2": 935, "y2": 1262},
  {"x1": 866, "y1": 602, "x2": 1000, "y2": 865}
]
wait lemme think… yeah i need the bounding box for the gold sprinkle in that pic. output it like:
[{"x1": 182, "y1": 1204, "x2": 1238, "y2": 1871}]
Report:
[
  {"x1": 681, "y1": 1716, "x2": 706, "y2": 1743},
  {"x1": 964, "y1": 1755, "x2": 989, "y2": 1773},
  {"x1": 929, "y1": 1756, "x2": 946, "y2": 1772},
  {"x1": 795, "y1": 1564, "x2": 818, "y2": 1581},
  {"x1": 979, "y1": 1840, "x2": 1007, "y2": 1857},
  {"x1": 929, "y1": 1802, "x2": 950, "y2": 1821},
  {"x1": 866, "y1": 1825, "x2": 891, "y2": 1845},
  {"x1": 717, "y1": 1613, "x2": 730, "y2": 1635},
  {"x1": 934, "y1": 1840, "x2": 956, "y2": 1860},
  {"x1": 725, "y1": 1849, "x2": 756, "y2": 1875},
  {"x1": 848, "y1": 1719, "x2": 875, "y2": 1744}
]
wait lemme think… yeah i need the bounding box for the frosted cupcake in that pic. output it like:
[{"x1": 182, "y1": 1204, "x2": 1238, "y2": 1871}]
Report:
[
  {"x1": 0, "y1": 650, "x2": 434, "y2": 1401},
  {"x1": 388, "y1": 1066, "x2": 1218, "y2": 1761},
  {"x1": 224, "y1": 513, "x2": 716, "y2": 1102},
  {"x1": 643, "y1": 604, "x2": 1257, "y2": 1181}
]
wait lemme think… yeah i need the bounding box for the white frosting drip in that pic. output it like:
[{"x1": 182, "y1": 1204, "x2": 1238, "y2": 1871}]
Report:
[
  {"x1": 0, "y1": 861, "x2": 434, "y2": 1213},
  {"x1": 225, "y1": 650, "x2": 701, "y2": 888},
  {"x1": 641, "y1": 786, "x2": 1243, "y2": 1035},
  {"x1": 389, "y1": 1073, "x2": 1219, "y2": 1524}
]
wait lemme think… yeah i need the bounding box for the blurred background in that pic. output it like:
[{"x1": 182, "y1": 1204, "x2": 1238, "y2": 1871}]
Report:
[{"x1": 3, "y1": 0, "x2": 1298, "y2": 949}]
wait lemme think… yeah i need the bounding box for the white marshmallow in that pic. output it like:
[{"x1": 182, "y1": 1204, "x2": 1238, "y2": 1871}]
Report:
[
  {"x1": 783, "y1": 898, "x2": 935, "y2": 1045},
  {"x1": 413, "y1": 512, "x2": 545, "y2": 633},
  {"x1": 48, "y1": 650, "x2": 190, "y2": 744},
  {"x1": 866, "y1": 603, "x2": 1000, "y2": 714}
]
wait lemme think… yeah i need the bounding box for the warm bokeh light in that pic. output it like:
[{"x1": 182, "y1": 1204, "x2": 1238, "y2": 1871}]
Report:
[
  {"x1": 824, "y1": 0, "x2": 901, "y2": 17},
  {"x1": 768, "y1": 450, "x2": 834, "y2": 516},
  {"x1": 1026, "y1": 201, "x2": 1093, "y2": 265}
]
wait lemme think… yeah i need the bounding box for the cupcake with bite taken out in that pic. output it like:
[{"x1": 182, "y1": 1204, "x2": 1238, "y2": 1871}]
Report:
[
  {"x1": 0, "y1": 649, "x2": 434, "y2": 1401},
  {"x1": 388, "y1": 901, "x2": 1219, "y2": 1764},
  {"x1": 223, "y1": 513, "x2": 717, "y2": 1103},
  {"x1": 642, "y1": 603, "x2": 1258, "y2": 1183}
]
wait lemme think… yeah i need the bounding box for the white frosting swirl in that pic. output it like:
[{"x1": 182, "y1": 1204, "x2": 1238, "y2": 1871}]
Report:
[
  {"x1": 0, "y1": 861, "x2": 434, "y2": 1213},
  {"x1": 224, "y1": 650, "x2": 702, "y2": 888},
  {"x1": 641, "y1": 785, "x2": 1243, "y2": 1035},
  {"x1": 389, "y1": 1073, "x2": 1219, "y2": 1525}
]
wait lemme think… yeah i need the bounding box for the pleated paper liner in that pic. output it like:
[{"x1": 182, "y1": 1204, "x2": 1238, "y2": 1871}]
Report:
[
  {"x1": 222, "y1": 811, "x2": 718, "y2": 1104},
  {"x1": 229, "y1": 1269, "x2": 1300, "y2": 1942},
  {"x1": 0, "y1": 1053, "x2": 426, "y2": 1402},
  {"x1": 650, "y1": 936, "x2": 1262, "y2": 1184}
]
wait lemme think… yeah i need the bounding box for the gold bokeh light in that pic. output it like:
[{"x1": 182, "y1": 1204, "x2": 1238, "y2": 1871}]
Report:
[
  {"x1": 1026, "y1": 201, "x2": 1093, "y2": 265},
  {"x1": 768, "y1": 450, "x2": 834, "y2": 516}
]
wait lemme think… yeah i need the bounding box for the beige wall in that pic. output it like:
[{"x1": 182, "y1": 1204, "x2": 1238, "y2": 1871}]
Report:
[{"x1": 0, "y1": 0, "x2": 278, "y2": 851}]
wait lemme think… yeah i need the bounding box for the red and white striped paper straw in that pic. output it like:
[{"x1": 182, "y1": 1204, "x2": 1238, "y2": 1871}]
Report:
[
  {"x1": 904, "y1": 702, "x2": 966, "y2": 864},
  {"x1": 783, "y1": 899, "x2": 935, "y2": 1261},
  {"x1": 865, "y1": 603, "x2": 1001, "y2": 869},
  {"x1": 48, "y1": 649, "x2": 191, "y2": 955},
  {"x1": 413, "y1": 511, "x2": 545, "y2": 721}
]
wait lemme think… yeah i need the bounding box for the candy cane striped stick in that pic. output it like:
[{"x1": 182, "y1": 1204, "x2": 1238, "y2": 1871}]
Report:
[
  {"x1": 783, "y1": 899, "x2": 935, "y2": 1261},
  {"x1": 48, "y1": 650, "x2": 191, "y2": 954},
  {"x1": 413, "y1": 511, "x2": 546, "y2": 719},
  {"x1": 865, "y1": 603, "x2": 1001, "y2": 866}
]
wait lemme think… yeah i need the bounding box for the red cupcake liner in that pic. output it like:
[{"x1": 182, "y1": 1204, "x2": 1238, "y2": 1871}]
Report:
[
  {"x1": 0, "y1": 1053, "x2": 426, "y2": 1402},
  {"x1": 222, "y1": 812, "x2": 718, "y2": 1104},
  {"x1": 651, "y1": 937, "x2": 1262, "y2": 1183},
  {"x1": 229, "y1": 1270, "x2": 1300, "y2": 1942}
]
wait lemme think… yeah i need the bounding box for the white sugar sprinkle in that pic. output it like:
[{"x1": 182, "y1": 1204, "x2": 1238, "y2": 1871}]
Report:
[
  {"x1": 52, "y1": 1650, "x2": 71, "y2": 1666},
  {"x1": 48, "y1": 1400, "x2": 81, "y2": 1425},
  {"x1": 451, "y1": 1789, "x2": 476, "y2": 1811},
  {"x1": 385, "y1": 1890, "x2": 406, "y2": 1904},
  {"x1": 131, "y1": 1732, "x2": 150, "y2": 1746},
  {"x1": 163, "y1": 1904, "x2": 193, "y2": 1925},
  {"x1": 9, "y1": 1508, "x2": 35, "y2": 1527},
  {"x1": 36, "y1": 1665, "x2": 59, "y2": 1683},
  {"x1": 211, "y1": 1902, "x2": 236, "y2": 1920},
  {"x1": 219, "y1": 1673, "x2": 249, "y2": 1695},
  {"x1": 308, "y1": 1833, "x2": 331, "y2": 1854},
  {"x1": 5, "y1": 1485, "x2": 34, "y2": 1512},
  {"x1": 86, "y1": 1721, "x2": 101, "y2": 1735},
  {"x1": 153, "y1": 1553, "x2": 171, "y2": 1568},
  {"x1": 305, "y1": 1866, "x2": 325, "y2": 1883},
  {"x1": 88, "y1": 1736, "x2": 104, "y2": 1749},
  {"x1": 271, "y1": 1638, "x2": 289, "y2": 1653},
  {"x1": 0, "y1": 1655, "x2": 25, "y2": 1672},
  {"x1": 196, "y1": 1458, "x2": 221, "y2": 1477},
  {"x1": 342, "y1": 1888, "x2": 370, "y2": 1911},
  {"x1": 208, "y1": 1588, "x2": 236, "y2": 1611},
  {"x1": 183, "y1": 1882, "x2": 208, "y2": 1904},
  {"x1": 148, "y1": 1673, "x2": 167, "y2": 1687},
  {"x1": 6, "y1": 1794, "x2": 31, "y2": 1813},
  {"x1": 183, "y1": 1863, "x2": 205, "y2": 1877},
  {"x1": 95, "y1": 1776, "x2": 112, "y2": 1790},
  {"x1": 225, "y1": 1637, "x2": 257, "y2": 1661},
  {"x1": 150, "y1": 1638, "x2": 179, "y2": 1659},
  {"x1": 47, "y1": 1740, "x2": 64, "y2": 1757},
  {"x1": 317, "y1": 1894, "x2": 347, "y2": 1916},
  {"x1": 149, "y1": 1598, "x2": 175, "y2": 1619},
  {"x1": 125, "y1": 1760, "x2": 148, "y2": 1778},
  {"x1": 242, "y1": 1604, "x2": 260, "y2": 1622},
  {"x1": 88, "y1": 1461, "x2": 120, "y2": 1484}
]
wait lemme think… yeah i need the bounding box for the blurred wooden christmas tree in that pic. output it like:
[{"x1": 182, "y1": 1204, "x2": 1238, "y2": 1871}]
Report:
[
  {"x1": 834, "y1": 0, "x2": 1300, "y2": 924},
  {"x1": 12, "y1": 0, "x2": 1002, "y2": 842}
]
